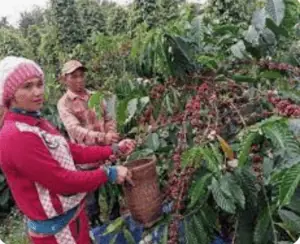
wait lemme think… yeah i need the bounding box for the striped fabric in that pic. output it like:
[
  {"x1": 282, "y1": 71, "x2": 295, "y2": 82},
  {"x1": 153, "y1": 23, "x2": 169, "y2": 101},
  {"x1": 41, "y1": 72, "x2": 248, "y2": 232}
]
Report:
[{"x1": 16, "y1": 122, "x2": 86, "y2": 218}]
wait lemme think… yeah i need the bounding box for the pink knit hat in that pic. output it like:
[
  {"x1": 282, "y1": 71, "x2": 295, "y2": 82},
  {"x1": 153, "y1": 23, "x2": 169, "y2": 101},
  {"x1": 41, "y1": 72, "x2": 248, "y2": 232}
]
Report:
[{"x1": 0, "y1": 56, "x2": 44, "y2": 107}]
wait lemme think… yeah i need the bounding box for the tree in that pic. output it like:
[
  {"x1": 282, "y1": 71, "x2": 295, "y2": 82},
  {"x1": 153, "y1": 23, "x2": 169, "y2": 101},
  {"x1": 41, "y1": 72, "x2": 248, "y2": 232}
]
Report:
[
  {"x1": 38, "y1": 25, "x2": 60, "y2": 66},
  {"x1": 76, "y1": 0, "x2": 106, "y2": 37},
  {"x1": 0, "y1": 17, "x2": 9, "y2": 28},
  {"x1": 19, "y1": 6, "x2": 44, "y2": 37},
  {"x1": 106, "y1": 6, "x2": 129, "y2": 35},
  {"x1": 51, "y1": 0, "x2": 84, "y2": 53},
  {"x1": 129, "y1": 0, "x2": 158, "y2": 29},
  {"x1": 205, "y1": 0, "x2": 256, "y2": 26},
  {"x1": 26, "y1": 25, "x2": 42, "y2": 61},
  {"x1": 0, "y1": 28, "x2": 33, "y2": 59},
  {"x1": 159, "y1": 0, "x2": 184, "y2": 23}
]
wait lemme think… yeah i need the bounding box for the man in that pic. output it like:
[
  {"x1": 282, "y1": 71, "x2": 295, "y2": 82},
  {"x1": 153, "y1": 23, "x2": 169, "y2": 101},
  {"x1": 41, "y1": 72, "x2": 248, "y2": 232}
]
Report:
[{"x1": 57, "y1": 60, "x2": 121, "y2": 227}]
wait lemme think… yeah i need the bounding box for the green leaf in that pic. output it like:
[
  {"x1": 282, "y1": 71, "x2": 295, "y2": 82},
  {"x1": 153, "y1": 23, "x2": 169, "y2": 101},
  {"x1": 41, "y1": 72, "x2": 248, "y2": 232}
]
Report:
[
  {"x1": 243, "y1": 116, "x2": 284, "y2": 132},
  {"x1": 126, "y1": 149, "x2": 154, "y2": 161},
  {"x1": 124, "y1": 96, "x2": 149, "y2": 124},
  {"x1": 105, "y1": 94, "x2": 117, "y2": 120},
  {"x1": 197, "y1": 55, "x2": 218, "y2": 70},
  {"x1": 263, "y1": 157, "x2": 274, "y2": 179},
  {"x1": 188, "y1": 174, "x2": 212, "y2": 209},
  {"x1": 0, "y1": 174, "x2": 5, "y2": 183},
  {"x1": 263, "y1": 121, "x2": 300, "y2": 158},
  {"x1": 184, "y1": 218, "x2": 198, "y2": 244},
  {"x1": 278, "y1": 209, "x2": 300, "y2": 233},
  {"x1": 265, "y1": 0, "x2": 285, "y2": 26},
  {"x1": 192, "y1": 214, "x2": 209, "y2": 244},
  {"x1": 244, "y1": 25, "x2": 260, "y2": 46},
  {"x1": 234, "y1": 168, "x2": 258, "y2": 208},
  {"x1": 236, "y1": 209, "x2": 256, "y2": 244},
  {"x1": 126, "y1": 98, "x2": 138, "y2": 122},
  {"x1": 265, "y1": 18, "x2": 289, "y2": 37},
  {"x1": 103, "y1": 217, "x2": 125, "y2": 235},
  {"x1": 279, "y1": 163, "x2": 300, "y2": 206},
  {"x1": 232, "y1": 74, "x2": 257, "y2": 83},
  {"x1": 123, "y1": 228, "x2": 135, "y2": 244},
  {"x1": 202, "y1": 147, "x2": 220, "y2": 173},
  {"x1": 109, "y1": 234, "x2": 118, "y2": 244},
  {"x1": 252, "y1": 9, "x2": 266, "y2": 31},
  {"x1": 254, "y1": 207, "x2": 272, "y2": 244},
  {"x1": 0, "y1": 182, "x2": 6, "y2": 192},
  {"x1": 88, "y1": 91, "x2": 104, "y2": 120},
  {"x1": 211, "y1": 178, "x2": 236, "y2": 214},
  {"x1": 116, "y1": 98, "x2": 130, "y2": 125},
  {"x1": 230, "y1": 181, "x2": 246, "y2": 209},
  {"x1": 238, "y1": 132, "x2": 259, "y2": 166},
  {"x1": 214, "y1": 24, "x2": 240, "y2": 35},
  {"x1": 199, "y1": 205, "x2": 218, "y2": 232},
  {"x1": 159, "y1": 224, "x2": 168, "y2": 244},
  {"x1": 145, "y1": 133, "x2": 160, "y2": 151},
  {"x1": 181, "y1": 147, "x2": 202, "y2": 168},
  {"x1": 0, "y1": 188, "x2": 10, "y2": 206},
  {"x1": 209, "y1": 143, "x2": 223, "y2": 165},
  {"x1": 259, "y1": 70, "x2": 282, "y2": 79},
  {"x1": 220, "y1": 174, "x2": 233, "y2": 198},
  {"x1": 164, "y1": 94, "x2": 173, "y2": 114},
  {"x1": 231, "y1": 40, "x2": 248, "y2": 59},
  {"x1": 286, "y1": 188, "x2": 300, "y2": 215},
  {"x1": 260, "y1": 28, "x2": 277, "y2": 45}
]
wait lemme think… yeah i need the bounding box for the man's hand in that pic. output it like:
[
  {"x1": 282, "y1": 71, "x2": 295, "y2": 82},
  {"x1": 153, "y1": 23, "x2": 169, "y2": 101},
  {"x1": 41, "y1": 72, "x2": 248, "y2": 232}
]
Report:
[
  {"x1": 118, "y1": 139, "x2": 136, "y2": 156},
  {"x1": 104, "y1": 132, "x2": 120, "y2": 144}
]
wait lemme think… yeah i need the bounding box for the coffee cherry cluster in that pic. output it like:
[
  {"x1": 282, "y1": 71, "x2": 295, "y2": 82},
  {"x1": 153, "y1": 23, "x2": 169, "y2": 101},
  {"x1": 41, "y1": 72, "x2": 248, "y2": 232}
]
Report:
[
  {"x1": 164, "y1": 128, "x2": 197, "y2": 244},
  {"x1": 259, "y1": 60, "x2": 300, "y2": 76},
  {"x1": 167, "y1": 218, "x2": 180, "y2": 244},
  {"x1": 250, "y1": 144, "x2": 264, "y2": 182},
  {"x1": 268, "y1": 91, "x2": 300, "y2": 117},
  {"x1": 150, "y1": 84, "x2": 165, "y2": 99}
]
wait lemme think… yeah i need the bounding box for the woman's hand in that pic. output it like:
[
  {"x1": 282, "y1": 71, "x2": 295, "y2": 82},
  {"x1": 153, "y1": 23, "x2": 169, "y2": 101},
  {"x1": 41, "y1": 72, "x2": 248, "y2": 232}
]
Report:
[
  {"x1": 118, "y1": 139, "x2": 136, "y2": 156},
  {"x1": 104, "y1": 132, "x2": 120, "y2": 144},
  {"x1": 115, "y1": 166, "x2": 134, "y2": 185}
]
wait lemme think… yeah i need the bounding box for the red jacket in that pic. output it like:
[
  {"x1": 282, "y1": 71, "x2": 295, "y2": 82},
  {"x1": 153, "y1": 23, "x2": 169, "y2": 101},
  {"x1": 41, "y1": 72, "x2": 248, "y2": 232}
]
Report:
[{"x1": 0, "y1": 111, "x2": 113, "y2": 221}]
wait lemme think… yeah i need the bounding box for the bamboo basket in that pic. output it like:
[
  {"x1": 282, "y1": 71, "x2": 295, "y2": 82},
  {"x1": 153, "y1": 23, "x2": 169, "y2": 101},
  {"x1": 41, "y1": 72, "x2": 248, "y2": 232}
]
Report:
[{"x1": 123, "y1": 157, "x2": 162, "y2": 228}]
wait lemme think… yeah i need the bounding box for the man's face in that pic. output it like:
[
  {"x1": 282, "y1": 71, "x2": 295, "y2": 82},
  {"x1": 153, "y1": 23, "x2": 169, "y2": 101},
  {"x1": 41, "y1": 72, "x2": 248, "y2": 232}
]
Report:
[{"x1": 64, "y1": 68, "x2": 86, "y2": 93}]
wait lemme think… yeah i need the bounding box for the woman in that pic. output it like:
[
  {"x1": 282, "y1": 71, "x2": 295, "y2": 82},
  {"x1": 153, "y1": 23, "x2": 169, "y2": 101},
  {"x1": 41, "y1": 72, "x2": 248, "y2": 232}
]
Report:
[{"x1": 0, "y1": 56, "x2": 135, "y2": 244}]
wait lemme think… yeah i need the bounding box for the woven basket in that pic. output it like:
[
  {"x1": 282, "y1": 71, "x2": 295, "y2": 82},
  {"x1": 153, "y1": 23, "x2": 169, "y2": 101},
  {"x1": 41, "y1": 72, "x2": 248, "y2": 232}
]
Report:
[{"x1": 123, "y1": 157, "x2": 162, "y2": 228}]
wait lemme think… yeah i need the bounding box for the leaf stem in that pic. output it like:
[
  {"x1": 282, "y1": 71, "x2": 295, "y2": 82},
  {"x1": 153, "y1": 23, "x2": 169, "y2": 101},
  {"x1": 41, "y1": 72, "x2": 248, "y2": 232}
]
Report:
[{"x1": 262, "y1": 185, "x2": 277, "y2": 243}]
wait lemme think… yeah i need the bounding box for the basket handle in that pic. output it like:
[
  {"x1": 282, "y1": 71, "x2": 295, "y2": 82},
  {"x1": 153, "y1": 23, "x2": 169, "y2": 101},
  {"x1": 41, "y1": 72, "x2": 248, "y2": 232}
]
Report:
[{"x1": 124, "y1": 170, "x2": 135, "y2": 187}]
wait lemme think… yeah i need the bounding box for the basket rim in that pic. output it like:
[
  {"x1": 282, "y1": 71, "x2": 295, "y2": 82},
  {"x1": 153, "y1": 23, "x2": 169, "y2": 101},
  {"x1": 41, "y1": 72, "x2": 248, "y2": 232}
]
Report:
[{"x1": 125, "y1": 156, "x2": 157, "y2": 171}]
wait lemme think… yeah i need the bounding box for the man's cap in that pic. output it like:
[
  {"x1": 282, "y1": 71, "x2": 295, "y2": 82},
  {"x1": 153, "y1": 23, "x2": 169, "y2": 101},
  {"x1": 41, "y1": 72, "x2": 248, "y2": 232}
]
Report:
[{"x1": 61, "y1": 60, "x2": 87, "y2": 76}]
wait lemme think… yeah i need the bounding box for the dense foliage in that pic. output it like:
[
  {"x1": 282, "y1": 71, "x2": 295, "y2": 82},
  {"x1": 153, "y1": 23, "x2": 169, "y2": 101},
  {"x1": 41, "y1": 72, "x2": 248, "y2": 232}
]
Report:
[{"x1": 0, "y1": 0, "x2": 300, "y2": 243}]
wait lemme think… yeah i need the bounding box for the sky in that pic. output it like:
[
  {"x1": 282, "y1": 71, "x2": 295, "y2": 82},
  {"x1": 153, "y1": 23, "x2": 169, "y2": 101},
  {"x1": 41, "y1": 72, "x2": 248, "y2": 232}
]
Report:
[
  {"x1": 0, "y1": 0, "x2": 48, "y2": 26},
  {"x1": 0, "y1": 0, "x2": 206, "y2": 27}
]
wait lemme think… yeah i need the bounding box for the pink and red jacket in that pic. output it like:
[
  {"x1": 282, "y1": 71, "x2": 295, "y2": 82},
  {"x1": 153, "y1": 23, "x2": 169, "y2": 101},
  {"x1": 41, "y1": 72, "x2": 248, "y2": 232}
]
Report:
[{"x1": 0, "y1": 111, "x2": 113, "y2": 221}]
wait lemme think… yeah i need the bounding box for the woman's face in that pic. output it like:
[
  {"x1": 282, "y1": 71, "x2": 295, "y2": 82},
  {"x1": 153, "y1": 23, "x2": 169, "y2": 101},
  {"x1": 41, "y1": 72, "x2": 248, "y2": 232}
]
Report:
[{"x1": 11, "y1": 77, "x2": 44, "y2": 111}]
